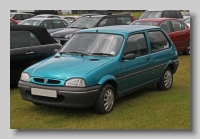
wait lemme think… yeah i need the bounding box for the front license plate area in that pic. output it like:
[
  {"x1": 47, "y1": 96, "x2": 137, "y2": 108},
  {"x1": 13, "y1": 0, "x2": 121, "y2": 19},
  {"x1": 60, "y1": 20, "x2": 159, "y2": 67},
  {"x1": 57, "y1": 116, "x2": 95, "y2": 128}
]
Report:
[{"x1": 31, "y1": 88, "x2": 57, "y2": 98}]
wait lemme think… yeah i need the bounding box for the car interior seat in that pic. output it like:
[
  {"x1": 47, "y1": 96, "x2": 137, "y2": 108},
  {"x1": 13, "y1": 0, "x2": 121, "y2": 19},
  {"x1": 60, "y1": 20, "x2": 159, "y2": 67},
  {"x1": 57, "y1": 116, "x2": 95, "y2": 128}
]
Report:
[{"x1": 124, "y1": 41, "x2": 141, "y2": 57}]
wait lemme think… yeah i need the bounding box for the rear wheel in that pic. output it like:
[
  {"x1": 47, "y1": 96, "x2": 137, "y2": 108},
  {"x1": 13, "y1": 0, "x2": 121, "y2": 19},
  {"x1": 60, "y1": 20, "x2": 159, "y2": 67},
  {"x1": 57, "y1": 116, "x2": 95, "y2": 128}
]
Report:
[
  {"x1": 94, "y1": 84, "x2": 115, "y2": 114},
  {"x1": 157, "y1": 67, "x2": 173, "y2": 90},
  {"x1": 183, "y1": 41, "x2": 190, "y2": 55}
]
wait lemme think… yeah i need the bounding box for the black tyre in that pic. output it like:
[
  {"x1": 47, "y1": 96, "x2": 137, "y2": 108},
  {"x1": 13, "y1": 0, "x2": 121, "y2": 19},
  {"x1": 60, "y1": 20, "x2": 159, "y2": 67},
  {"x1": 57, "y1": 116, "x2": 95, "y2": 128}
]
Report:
[
  {"x1": 157, "y1": 67, "x2": 173, "y2": 90},
  {"x1": 183, "y1": 41, "x2": 190, "y2": 55},
  {"x1": 94, "y1": 84, "x2": 115, "y2": 114}
]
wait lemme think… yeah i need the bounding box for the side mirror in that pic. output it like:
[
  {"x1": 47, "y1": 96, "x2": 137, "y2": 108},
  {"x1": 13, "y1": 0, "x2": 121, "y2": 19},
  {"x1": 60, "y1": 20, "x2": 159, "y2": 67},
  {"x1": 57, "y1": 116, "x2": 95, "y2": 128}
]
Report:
[
  {"x1": 122, "y1": 53, "x2": 136, "y2": 60},
  {"x1": 54, "y1": 49, "x2": 59, "y2": 54}
]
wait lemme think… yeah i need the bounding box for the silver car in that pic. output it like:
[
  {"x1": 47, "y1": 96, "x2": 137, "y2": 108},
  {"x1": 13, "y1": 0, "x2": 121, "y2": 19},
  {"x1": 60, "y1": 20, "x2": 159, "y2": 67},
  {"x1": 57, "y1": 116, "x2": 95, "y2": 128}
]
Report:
[
  {"x1": 33, "y1": 14, "x2": 61, "y2": 19},
  {"x1": 18, "y1": 18, "x2": 69, "y2": 33}
]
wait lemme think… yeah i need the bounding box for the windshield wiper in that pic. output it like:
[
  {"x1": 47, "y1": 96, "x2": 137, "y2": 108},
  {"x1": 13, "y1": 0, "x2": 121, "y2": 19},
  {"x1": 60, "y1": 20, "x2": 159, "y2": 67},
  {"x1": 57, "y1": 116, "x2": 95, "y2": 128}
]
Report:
[
  {"x1": 88, "y1": 53, "x2": 113, "y2": 56},
  {"x1": 68, "y1": 51, "x2": 87, "y2": 55}
]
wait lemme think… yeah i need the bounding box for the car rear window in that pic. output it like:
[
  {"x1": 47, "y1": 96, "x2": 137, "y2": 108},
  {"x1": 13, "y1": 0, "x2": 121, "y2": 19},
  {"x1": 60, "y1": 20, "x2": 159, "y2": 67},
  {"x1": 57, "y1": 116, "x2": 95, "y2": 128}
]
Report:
[
  {"x1": 19, "y1": 20, "x2": 41, "y2": 26},
  {"x1": 69, "y1": 17, "x2": 101, "y2": 28}
]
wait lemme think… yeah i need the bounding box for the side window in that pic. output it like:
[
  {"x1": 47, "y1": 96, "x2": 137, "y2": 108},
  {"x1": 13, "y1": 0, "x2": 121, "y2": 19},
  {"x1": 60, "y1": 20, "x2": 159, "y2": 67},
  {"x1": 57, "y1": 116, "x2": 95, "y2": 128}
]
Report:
[
  {"x1": 13, "y1": 14, "x2": 22, "y2": 20},
  {"x1": 10, "y1": 31, "x2": 29, "y2": 49},
  {"x1": 47, "y1": 16, "x2": 53, "y2": 18},
  {"x1": 160, "y1": 21, "x2": 171, "y2": 33},
  {"x1": 25, "y1": 31, "x2": 41, "y2": 46},
  {"x1": 116, "y1": 17, "x2": 132, "y2": 25},
  {"x1": 162, "y1": 11, "x2": 169, "y2": 18},
  {"x1": 30, "y1": 14, "x2": 35, "y2": 18},
  {"x1": 148, "y1": 31, "x2": 170, "y2": 52},
  {"x1": 53, "y1": 16, "x2": 60, "y2": 18},
  {"x1": 123, "y1": 33, "x2": 148, "y2": 57},
  {"x1": 61, "y1": 20, "x2": 68, "y2": 27},
  {"x1": 52, "y1": 20, "x2": 65, "y2": 28},
  {"x1": 98, "y1": 18, "x2": 115, "y2": 27},
  {"x1": 22, "y1": 14, "x2": 30, "y2": 20},
  {"x1": 176, "y1": 11, "x2": 183, "y2": 18},
  {"x1": 169, "y1": 11, "x2": 177, "y2": 18},
  {"x1": 171, "y1": 20, "x2": 185, "y2": 31},
  {"x1": 40, "y1": 20, "x2": 53, "y2": 29}
]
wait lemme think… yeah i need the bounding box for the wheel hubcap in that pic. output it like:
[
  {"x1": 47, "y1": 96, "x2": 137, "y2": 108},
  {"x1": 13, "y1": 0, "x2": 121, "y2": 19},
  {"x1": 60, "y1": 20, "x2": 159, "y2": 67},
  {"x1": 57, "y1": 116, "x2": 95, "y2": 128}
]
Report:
[
  {"x1": 103, "y1": 89, "x2": 114, "y2": 112},
  {"x1": 164, "y1": 70, "x2": 172, "y2": 88}
]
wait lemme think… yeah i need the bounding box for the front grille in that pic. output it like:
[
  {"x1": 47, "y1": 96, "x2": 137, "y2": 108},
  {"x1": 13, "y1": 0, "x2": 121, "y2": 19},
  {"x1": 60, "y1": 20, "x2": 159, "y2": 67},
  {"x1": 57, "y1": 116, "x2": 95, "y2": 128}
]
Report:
[
  {"x1": 34, "y1": 78, "x2": 44, "y2": 83},
  {"x1": 33, "y1": 78, "x2": 61, "y2": 84}
]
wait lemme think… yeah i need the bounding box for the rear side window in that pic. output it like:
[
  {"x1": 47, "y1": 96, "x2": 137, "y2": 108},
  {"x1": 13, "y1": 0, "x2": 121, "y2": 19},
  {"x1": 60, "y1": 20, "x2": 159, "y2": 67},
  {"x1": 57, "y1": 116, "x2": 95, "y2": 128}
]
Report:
[
  {"x1": 171, "y1": 20, "x2": 185, "y2": 31},
  {"x1": 52, "y1": 20, "x2": 65, "y2": 28},
  {"x1": 40, "y1": 20, "x2": 53, "y2": 29},
  {"x1": 162, "y1": 11, "x2": 169, "y2": 18},
  {"x1": 13, "y1": 14, "x2": 22, "y2": 20},
  {"x1": 124, "y1": 33, "x2": 148, "y2": 57},
  {"x1": 10, "y1": 31, "x2": 29, "y2": 49},
  {"x1": 160, "y1": 21, "x2": 171, "y2": 33},
  {"x1": 98, "y1": 18, "x2": 115, "y2": 26},
  {"x1": 116, "y1": 17, "x2": 132, "y2": 25},
  {"x1": 22, "y1": 14, "x2": 30, "y2": 20},
  {"x1": 169, "y1": 11, "x2": 177, "y2": 18},
  {"x1": 176, "y1": 11, "x2": 183, "y2": 18},
  {"x1": 147, "y1": 31, "x2": 170, "y2": 52},
  {"x1": 25, "y1": 31, "x2": 41, "y2": 46}
]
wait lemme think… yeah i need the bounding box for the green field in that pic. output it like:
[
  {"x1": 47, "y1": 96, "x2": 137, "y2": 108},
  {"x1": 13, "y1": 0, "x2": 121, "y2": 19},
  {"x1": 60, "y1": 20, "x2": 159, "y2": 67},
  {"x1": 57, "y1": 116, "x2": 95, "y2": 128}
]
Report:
[{"x1": 10, "y1": 54, "x2": 190, "y2": 129}]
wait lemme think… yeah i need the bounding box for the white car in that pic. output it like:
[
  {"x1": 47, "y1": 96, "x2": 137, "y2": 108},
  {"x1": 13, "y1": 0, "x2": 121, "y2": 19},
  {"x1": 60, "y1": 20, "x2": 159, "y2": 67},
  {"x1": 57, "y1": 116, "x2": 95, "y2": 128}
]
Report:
[{"x1": 184, "y1": 17, "x2": 190, "y2": 28}]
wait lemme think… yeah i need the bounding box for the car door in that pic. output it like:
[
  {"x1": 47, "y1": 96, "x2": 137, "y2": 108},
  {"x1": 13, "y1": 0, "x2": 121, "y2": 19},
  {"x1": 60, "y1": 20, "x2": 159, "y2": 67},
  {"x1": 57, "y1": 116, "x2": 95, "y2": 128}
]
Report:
[
  {"x1": 146, "y1": 30, "x2": 172, "y2": 79},
  {"x1": 169, "y1": 20, "x2": 189, "y2": 52},
  {"x1": 120, "y1": 33, "x2": 154, "y2": 92},
  {"x1": 10, "y1": 31, "x2": 34, "y2": 84}
]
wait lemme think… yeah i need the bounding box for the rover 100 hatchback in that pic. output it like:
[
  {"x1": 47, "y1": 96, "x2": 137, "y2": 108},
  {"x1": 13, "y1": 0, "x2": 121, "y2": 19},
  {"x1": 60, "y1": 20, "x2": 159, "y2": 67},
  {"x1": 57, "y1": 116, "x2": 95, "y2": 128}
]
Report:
[{"x1": 18, "y1": 25, "x2": 179, "y2": 114}]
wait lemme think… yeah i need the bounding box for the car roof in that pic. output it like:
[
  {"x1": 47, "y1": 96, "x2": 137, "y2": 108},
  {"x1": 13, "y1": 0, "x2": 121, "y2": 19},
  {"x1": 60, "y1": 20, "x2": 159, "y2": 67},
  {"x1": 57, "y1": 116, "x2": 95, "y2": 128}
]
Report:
[
  {"x1": 145, "y1": 10, "x2": 180, "y2": 12},
  {"x1": 24, "y1": 18, "x2": 64, "y2": 21},
  {"x1": 10, "y1": 25, "x2": 57, "y2": 45},
  {"x1": 10, "y1": 12, "x2": 34, "y2": 15},
  {"x1": 34, "y1": 14, "x2": 59, "y2": 16},
  {"x1": 77, "y1": 25, "x2": 160, "y2": 35},
  {"x1": 135, "y1": 18, "x2": 178, "y2": 22},
  {"x1": 79, "y1": 13, "x2": 132, "y2": 18}
]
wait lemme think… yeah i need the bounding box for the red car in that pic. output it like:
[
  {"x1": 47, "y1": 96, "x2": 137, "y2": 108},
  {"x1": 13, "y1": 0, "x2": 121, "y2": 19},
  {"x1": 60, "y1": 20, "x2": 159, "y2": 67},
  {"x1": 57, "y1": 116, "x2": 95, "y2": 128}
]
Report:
[
  {"x1": 131, "y1": 18, "x2": 190, "y2": 55},
  {"x1": 10, "y1": 18, "x2": 18, "y2": 25}
]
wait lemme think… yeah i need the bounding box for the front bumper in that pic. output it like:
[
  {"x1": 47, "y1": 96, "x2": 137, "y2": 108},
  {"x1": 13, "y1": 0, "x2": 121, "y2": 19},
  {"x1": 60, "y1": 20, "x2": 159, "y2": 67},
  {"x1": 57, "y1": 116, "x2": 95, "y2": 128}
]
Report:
[
  {"x1": 172, "y1": 60, "x2": 179, "y2": 74},
  {"x1": 18, "y1": 81, "x2": 101, "y2": 108}
]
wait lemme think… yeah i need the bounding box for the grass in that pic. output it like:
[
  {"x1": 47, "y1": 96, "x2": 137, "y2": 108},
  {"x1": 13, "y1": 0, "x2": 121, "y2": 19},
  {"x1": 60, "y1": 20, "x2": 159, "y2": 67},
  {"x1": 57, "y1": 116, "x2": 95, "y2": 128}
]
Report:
[{"x1": 10, "y1": 54, "x2": 190, "y2": 130}]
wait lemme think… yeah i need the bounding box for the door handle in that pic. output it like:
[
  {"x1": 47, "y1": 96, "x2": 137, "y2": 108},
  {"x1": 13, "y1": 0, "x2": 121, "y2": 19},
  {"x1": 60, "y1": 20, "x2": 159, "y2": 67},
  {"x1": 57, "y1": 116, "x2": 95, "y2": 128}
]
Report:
[
  {"x1": 26, "y1": 51, "x2": 34, "y2": 55},
  {"x1": 146, "y1": 57, "x2": 151, "y2": 61}
]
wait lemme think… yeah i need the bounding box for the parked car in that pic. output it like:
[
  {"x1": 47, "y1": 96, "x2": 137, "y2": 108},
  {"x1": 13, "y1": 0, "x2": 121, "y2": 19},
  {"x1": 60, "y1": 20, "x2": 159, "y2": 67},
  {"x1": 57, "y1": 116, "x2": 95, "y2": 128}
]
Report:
[
  {"x1": 182, "y1": 11, "x2": 190, "y2": 19},
  {"x1": 63, "y1": 16, "x2": 78, "y2": 24},
  {"x1": 10, "y1": 18, "x2": 18, "y2": 25},
  {"x1": 18, "y1": 18, "x2": 69, "y2": 33},
  {"x1": 10, "y1": 25, "x2": 62, "y2": 84},
  {"x1": 131, "y1": 18, "x2": 190, "y2": 55},
  {"x1": 18, "y1": 25, "x2": 179, "y2": 114},
  {"x1": 139, "y1": 10, "x2": 184, "y2": 21},
  {"x1": 184, "y1": 17, "x2": 190, "y2": 28},
  {"x1": 33, "y1": 14, "x2": 61, "y2": 19},
  {"x1": 51, "y1": 13, "x2": 136, "y2": 45},
  {"x1": 10, "y1": 13, "x2": 35, "y2": 23}
]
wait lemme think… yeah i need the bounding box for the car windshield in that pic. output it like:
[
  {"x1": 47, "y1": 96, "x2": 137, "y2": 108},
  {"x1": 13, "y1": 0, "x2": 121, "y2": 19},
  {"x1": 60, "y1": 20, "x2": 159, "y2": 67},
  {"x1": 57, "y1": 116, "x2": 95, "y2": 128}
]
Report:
[
  {"x1": 60, "y1": 33, "x2": 124, "y2": 56},
  {"x1": 131, "y1": 21, "x2": 158, "y2": 26},
  {"x1": 183, "y1": 12, "x2": 190, "y2": 16},
  {"x1": 68, "y1": 17, "x2": 100, "y2": 29},
  {"x1": 139, "y1": 11, "x2": 162, "y2": 19},
  {"x1": 19, "y1": 20, "x2": 41, "y2": 26},
  {"x1": 10, "y1": 14, "x2": 14, "y2": 18},
  {"x1": 184, "y1": 18, "x2": 190, "y2": 23}
]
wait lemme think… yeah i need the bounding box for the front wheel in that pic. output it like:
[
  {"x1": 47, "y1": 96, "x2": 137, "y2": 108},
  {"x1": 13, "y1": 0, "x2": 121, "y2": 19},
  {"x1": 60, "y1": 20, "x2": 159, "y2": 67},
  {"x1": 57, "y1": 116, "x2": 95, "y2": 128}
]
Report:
[
  {"x1": 183, "y1": 41, "x2": 190, "y2": 55},
  {"x1": 157, "y1": 67, "x2": 173, "y2": 90},
  {"x1": 94, "y1": 84, "x2": 115, "y2": 114}
]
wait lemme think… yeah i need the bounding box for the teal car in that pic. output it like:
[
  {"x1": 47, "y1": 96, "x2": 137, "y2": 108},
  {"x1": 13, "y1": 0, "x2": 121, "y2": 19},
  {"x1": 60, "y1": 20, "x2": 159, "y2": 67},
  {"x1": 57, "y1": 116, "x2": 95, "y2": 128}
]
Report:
[{"x1": 18, "y1": 25, "x2": 179, "y2": 114}]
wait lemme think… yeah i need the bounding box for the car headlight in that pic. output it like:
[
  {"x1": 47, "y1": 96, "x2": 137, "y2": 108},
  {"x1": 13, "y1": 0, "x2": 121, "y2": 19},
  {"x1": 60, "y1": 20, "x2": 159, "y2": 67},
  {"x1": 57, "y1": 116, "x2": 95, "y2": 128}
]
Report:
[
  {"x1": 65, "y1": 78, "x2": 86, "y2": 87},
  {"x1": 20, "y1": 72, "x2": 30, "y2": 82},
  {"x1": 64, "y1": 34, "x2": 73, "y2": 39}
]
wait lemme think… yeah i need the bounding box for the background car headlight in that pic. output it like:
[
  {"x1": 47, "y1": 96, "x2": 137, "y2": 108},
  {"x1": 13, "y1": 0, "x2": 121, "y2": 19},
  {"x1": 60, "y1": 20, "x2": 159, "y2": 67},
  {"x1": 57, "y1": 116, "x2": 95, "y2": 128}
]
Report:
[
  {"x1": 20, "y1": 72, "x2": 30, "y2": 82},
  {"x1": 64, "y1": 34, "x2": 73, "y2": 39},
  {"x1": 65, "y1": 78, "x2": 86, "y2": 87}
]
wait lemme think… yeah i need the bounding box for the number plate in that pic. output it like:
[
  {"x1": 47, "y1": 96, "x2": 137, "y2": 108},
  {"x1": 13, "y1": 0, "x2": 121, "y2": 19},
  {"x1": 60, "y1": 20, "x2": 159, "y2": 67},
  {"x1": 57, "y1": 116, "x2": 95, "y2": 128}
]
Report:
[{"x1": 31, "y1": 88, "x2": 57, "y2": 98}]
